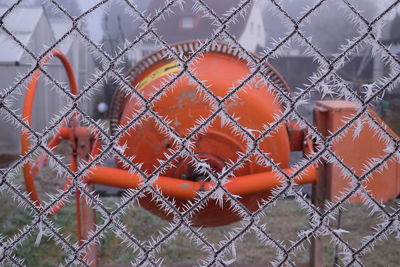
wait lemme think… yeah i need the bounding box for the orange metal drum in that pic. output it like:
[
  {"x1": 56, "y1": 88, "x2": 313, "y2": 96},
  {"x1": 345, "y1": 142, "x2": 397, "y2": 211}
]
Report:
[{"x1": 113, "y1": 42, "x2": 291, "y2": 226}]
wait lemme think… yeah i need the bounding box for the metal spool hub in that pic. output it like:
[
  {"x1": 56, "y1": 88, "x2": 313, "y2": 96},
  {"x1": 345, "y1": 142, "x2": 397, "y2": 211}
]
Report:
[{"x1": 110, "y1": 41, "x2": 292, "y2": 226}]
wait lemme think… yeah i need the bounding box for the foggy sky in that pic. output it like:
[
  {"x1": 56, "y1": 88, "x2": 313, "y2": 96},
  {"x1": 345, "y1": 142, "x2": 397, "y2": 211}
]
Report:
[{"x1": 4, "y1": 0, "x2": 399, "y2": 51}]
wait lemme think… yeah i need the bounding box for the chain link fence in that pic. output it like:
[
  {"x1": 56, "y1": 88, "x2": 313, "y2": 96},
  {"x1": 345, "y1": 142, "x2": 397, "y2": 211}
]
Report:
[{"x1": 0, "y1": 0, "x2": 400, "y2": 266}]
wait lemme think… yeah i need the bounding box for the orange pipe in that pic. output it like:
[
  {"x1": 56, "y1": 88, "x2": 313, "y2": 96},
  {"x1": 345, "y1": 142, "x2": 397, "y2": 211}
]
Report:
[
  {"x1": 86, "y1": 165, "x2": 317, "y2": 199},
  {"x1": 21, "y1": 50, "x2": 78, "y2": 207},
  {"x1": 223, "y1": 166, "x2": 317, "y2": 195}
]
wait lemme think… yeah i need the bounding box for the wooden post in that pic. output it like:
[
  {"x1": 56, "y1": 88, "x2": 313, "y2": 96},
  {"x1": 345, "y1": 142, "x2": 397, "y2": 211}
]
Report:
[
  {"x1": 310, "y1": 106, "x2": 329, "y2": 267},
  {"x1": 310, "y1": 163, "x2": 327, "y2": 267}
]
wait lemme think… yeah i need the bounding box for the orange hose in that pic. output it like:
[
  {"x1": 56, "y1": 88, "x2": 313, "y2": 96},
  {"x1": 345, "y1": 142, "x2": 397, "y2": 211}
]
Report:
[
  {"x1": 86, "y1": 165, "x2": 317, "y2": 199},
  {"x1": 21, "y1": 50, "x2": 78, "y2": 207}
]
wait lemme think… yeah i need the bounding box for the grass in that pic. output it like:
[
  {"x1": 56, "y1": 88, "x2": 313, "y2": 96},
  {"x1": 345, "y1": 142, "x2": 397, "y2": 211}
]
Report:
[
  {"x1": 1, "y1": 187, "x2": 399, "y2": 266},
  {"x1": 0, "y1": 152, "x2": 399, "y2": 266}
]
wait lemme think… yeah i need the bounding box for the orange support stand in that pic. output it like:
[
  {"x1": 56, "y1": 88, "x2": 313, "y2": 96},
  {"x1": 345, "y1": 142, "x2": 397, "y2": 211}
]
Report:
[{"x1": 20, "y1": 50, "x2": 97, "y2": 265}]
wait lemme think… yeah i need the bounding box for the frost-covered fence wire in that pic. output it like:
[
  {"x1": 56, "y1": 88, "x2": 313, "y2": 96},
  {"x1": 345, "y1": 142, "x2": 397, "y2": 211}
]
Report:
[{"x1": 0, "y1": 0, "x2": 400, "y2": 266}]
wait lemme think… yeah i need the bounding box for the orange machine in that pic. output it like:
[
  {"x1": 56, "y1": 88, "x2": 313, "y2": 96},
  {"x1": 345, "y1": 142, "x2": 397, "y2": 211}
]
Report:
[
  {"x1": 21, "y1": 42, "x2": 317, "y2": 227},
  {"x1": 20, "y1": 41, "x2": 399, "y2": 263}
]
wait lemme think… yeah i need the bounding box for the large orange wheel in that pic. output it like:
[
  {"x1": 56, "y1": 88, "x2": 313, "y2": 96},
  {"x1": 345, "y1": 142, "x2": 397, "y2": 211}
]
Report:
[{"x1": 21, "y1": 50, "x2": 78, "y2": 209}]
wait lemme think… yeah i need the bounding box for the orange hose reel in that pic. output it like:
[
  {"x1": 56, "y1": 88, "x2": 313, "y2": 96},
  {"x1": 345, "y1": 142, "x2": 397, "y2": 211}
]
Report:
[{"x1": 21, "y1": 43, "x2": 318, "y2": 228}]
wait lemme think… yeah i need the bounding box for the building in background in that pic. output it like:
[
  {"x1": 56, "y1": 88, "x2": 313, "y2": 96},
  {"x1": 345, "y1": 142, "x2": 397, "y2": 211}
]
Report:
[
  {"x1": 0, "y1": 5, "x2": 95, "y2": 155},
  {"x1": 126, "y1": 0, "x2": 266, "y2": 63}
]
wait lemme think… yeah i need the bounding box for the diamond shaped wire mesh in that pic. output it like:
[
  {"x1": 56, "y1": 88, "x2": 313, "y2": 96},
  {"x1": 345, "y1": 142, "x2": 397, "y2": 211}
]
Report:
[{"x1": 0, "y1": 0, "x2": 399, "y2": 266}]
